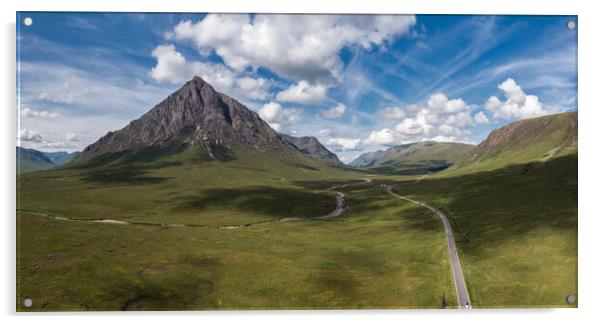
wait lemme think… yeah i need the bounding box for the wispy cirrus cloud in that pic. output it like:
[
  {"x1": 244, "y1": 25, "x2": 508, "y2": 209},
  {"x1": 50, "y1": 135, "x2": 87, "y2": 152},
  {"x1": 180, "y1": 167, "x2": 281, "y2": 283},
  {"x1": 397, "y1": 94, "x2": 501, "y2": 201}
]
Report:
[{"x1": 17, "y1": 13, "x2": 576, "y2": 161}]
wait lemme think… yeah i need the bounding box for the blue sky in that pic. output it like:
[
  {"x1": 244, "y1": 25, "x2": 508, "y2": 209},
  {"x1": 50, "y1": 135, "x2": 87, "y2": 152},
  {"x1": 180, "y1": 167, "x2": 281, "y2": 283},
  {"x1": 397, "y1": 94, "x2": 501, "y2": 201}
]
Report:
[{"x1": 17, "y1": 13, "x2": 577, "y2": 163}]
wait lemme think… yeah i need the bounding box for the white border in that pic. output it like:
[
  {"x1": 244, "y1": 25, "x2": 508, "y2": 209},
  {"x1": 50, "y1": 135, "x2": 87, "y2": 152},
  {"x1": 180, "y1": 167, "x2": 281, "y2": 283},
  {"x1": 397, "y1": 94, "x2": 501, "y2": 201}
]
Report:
[
  {"x1": 2, "y1": 1, "x2": 600, "y2": 323},
  {"x1": 4, "y1": 0, "x2": 583, "y2": 14}
]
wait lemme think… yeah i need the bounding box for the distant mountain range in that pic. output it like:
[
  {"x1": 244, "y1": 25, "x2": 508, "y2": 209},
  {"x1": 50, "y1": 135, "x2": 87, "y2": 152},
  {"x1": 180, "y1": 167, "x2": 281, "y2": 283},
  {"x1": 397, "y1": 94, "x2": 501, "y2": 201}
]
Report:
[
  {"x1": 351, "y1": 112, "x2": 577, "y2": 174},
  {"x1": 350, "y1": 141, "x2": 474, "y2": 174},
  {"x1": 16, "y1": 147, "x2": 79, "y2": 173},
  {"x1": 20, "y1": 76, "x2": 576, "y2": 176}
]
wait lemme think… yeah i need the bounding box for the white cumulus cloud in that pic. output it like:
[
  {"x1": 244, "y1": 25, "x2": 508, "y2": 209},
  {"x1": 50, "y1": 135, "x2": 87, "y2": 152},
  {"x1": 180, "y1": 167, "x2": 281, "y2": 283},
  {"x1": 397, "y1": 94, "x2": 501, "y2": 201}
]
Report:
[
  {"x1": 258, "y1": 101, "x2": 302, "y2": 132},
  {"x1": 363, "y1": 128, "x2": 395, "y2": 145},
  {"x1": 427, "y1": 93, "x2": 469, "y2": 113},
  {"x1": 149, "y1": 44, "x2": 271, "y2": 100},
  {"x1": 17, "y1": 129, "x2": 83, "y2": 150},
  {"x1": 65, "y1": 133, "x2": 80, "y2": 142},
  {"x1": 395, "y1": 114, "x2": 430, "y2": 137},
  {"x1": 275, "y1": 80, "x2": 328, "y2": 104},
  {"x1": 170, "y1": 14, "x2": 416, "y2": 81},
  {"x1": 326, "y1": 137, "x2": 362, "y2": 151},
  {"x1": 321, "y1": 103, "x2": 347, "y2": 118},
  {"x1": 18, "y1": 129, "x2": 43, "y2": 142},
  {"x1": 20, "y1": 107, "x2": 59, "y2": 118},
  {"x1": 236, "y1": 77, "x2": 271, "y2": 100},
  {"x1": 473, "y1": 111, "x2": 490, "y2": 124},
  {"x1": 485, "y1": 78, "x2": 547, "y2": 120},
  {"x1": 364, "y1": 93, "x2": 481, "y2": 145}
]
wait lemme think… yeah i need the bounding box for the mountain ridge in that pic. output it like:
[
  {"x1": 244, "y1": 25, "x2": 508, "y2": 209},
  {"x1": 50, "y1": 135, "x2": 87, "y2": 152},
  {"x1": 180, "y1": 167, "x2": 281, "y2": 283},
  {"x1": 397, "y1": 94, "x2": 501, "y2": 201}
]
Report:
[
  {"x1": 350, "y1": 141, "x2": 474, "y2": 174},
  {"x1": 77, "y1": 77, "x2": 295, "y2": 162},
  {"x1": 280, "y1": 134, "x2": 342, "y2": 165},
  {"x1": 349, "y1": 111, "x2": 577, "y2": 175},
  {"x1": 17, "y1": 147, "x2": 79, "y2": 173},
  {"x1": 349, "y1": 150, "x2": 385, "y2": 168},
  {"x1": 454, "y1": 111, "x2": 577, "y2": 172}
]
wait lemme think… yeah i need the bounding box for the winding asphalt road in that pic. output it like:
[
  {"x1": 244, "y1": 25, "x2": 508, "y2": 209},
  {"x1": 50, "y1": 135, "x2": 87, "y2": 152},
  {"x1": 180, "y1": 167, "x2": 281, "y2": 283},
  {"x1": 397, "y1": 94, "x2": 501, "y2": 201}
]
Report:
[{"x1": 385, "y1": 185, "x2": 471, "y2": 309}]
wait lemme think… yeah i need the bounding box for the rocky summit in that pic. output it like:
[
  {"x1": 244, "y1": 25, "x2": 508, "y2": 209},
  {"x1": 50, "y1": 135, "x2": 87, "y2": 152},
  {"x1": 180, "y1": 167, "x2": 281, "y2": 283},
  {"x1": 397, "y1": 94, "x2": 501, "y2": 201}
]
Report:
[{"x1": 79, "y1": 76, "x2": 297, "y2": 160}]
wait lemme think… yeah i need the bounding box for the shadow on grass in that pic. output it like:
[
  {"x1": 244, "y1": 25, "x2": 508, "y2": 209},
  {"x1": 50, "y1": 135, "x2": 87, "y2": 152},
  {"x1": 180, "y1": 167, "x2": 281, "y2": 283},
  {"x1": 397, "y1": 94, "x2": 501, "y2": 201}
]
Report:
[
  {"x1": 71, "y1": 143, "x2": 239, "y2": 185},
  {"x1": 291, "y1": 179, "x2": 370, "y2": 190},
  {"x1": 78, "y1": 161, "x2": 182, "y2": 185},
  {"x1": 80, "y1": 168, "x2": 169, "y2": 185},
  {"x1": 308, "y1": 270, "x2": 360, "y2": 305},
  {"x1": 174, "y1": 186, "x2": 335, "y2": 219},
  {"x1": 352, "y1": 159, "x2": 454, "y2": 175},
  {"x1": 284, "y1": 161, "x2": 320, "y2": 171},
  {"x1": 107, "y1": 255, "x2": 221, "y2": 310},
  {"x1": 391, "y1": 154, "x2": 578, "y2": 256},
  {"x1": 69, "y1": 142, "x2": 237, "y2": 170},
  {"x1": 69, "y1": 143, "x2": 189, "y2": 169}
]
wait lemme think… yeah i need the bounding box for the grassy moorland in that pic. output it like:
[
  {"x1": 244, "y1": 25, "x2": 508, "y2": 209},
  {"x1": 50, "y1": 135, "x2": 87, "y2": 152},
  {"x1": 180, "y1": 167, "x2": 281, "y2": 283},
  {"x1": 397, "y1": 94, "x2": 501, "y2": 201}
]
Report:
[
  {"x1": 16, "y1": 113, "x2": 577, "y2": 310},
  {"x1": 18, "y1": 147, "x2": 357, "y2": 227},
  {"x1": 17, "y1": 146, "x2": 457, "y2": 310},
  {"x1": 390, "y1": 154, "x2": 577, "y2": 307}
]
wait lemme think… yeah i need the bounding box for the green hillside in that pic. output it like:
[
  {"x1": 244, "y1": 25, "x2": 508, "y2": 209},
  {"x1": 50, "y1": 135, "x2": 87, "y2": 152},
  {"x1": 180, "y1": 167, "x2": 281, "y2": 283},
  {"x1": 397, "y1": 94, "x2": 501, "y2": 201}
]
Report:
[
  {"x1": 450, "y1": 112, "x2": 577, "y2": 174},
  {"x1": 390, "y1": 153, "x2": 577, "y2": 307},
  {"x1": 17, "y1": 147, "x2": 79, "y2": 173},
  {"x1": 351, "y1": 141, "x2": 474, "y2": 175},
  {"x1": 17, "y1": 147, "x2": 55, "y2": 173}
]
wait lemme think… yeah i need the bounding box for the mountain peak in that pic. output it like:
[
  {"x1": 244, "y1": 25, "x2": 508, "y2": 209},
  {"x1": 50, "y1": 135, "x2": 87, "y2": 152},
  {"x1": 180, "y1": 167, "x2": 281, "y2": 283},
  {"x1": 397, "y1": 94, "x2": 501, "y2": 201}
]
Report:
[
  {"x1": 78, "y1": 77, "x2": 284, "y2": 160},
  {"x1": 185, "y1": 75, "x2": 210, "y2": 90},
  {"x1": 280, "y1": 134, "x2": 342, "y2": 165}
]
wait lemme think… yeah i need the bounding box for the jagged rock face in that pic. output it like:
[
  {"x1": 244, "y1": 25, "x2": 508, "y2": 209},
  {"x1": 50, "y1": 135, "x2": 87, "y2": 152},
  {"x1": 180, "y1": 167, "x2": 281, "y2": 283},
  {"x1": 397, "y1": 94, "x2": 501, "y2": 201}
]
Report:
[
  {"x1": 280, "y1": 134, "x2": 342, "y2": 165},
  {"x1": 79, "y1": 77, "x2": 287, "y2": 159}
]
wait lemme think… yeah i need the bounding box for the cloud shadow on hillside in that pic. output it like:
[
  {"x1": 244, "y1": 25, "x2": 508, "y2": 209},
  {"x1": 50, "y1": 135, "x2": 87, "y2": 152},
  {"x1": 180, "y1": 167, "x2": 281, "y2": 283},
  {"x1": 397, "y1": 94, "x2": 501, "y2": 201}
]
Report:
[
  {"x1": 389, "y1": 154, "x2": 578, "y2": 257},
  {"x1": 78, "y1": 161, "x2": 181, "y2": 185},
  {"x1": 173, "y1": 186, "x2": 335, "y2": 219}
]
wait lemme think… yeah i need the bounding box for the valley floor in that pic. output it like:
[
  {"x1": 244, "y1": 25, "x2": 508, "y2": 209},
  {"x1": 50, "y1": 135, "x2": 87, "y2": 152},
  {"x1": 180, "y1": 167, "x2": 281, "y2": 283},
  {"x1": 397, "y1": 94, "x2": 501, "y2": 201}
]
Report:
[
  {"x1": 16, "y1": 148, "x2": 577, "y2": 310},
  {"x1": 17, "y1": 184, "x2": 457, "y2": 310}
]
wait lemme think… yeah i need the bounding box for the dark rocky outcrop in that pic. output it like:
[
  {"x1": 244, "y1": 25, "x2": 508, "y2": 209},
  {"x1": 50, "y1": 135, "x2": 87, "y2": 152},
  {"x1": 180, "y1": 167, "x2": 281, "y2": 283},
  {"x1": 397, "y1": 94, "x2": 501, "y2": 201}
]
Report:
[
  {"x1": 78, "y1": 77, "x2": 295, "y2": 160},
  {"x1": 280, "y1": 134, "x2": 342, "y2": 165}
]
